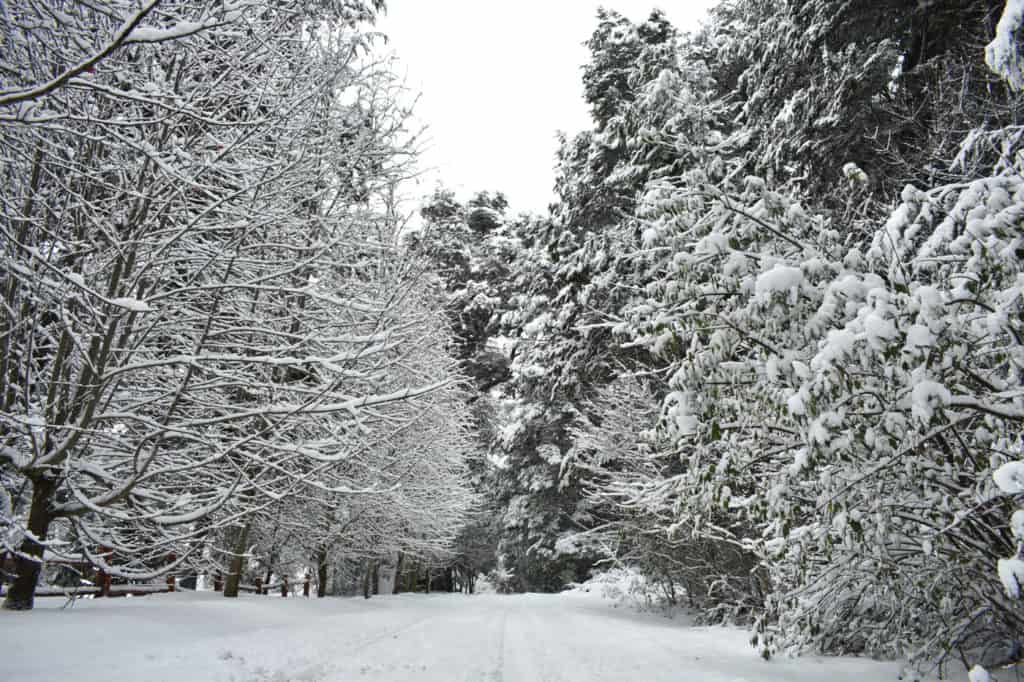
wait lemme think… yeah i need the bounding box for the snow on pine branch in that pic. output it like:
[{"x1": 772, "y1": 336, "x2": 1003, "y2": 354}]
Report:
[{"x1": 617, "y1": 153, "x2": 1024, "y2": 661}]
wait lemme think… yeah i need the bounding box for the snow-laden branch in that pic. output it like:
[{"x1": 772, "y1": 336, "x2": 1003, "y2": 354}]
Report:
[{"x1": 0, "y1": 0, "x2": 163, "y2": 108}]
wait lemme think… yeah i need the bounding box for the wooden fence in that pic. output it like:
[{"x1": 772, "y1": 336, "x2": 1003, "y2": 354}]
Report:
[{"x1": 1, "y1": 548, "x2": 314, "y2": 600}]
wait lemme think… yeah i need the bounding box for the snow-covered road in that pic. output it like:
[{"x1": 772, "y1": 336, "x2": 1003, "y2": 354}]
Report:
[{"x1": 1, "y1": 590, "x2": 912, "y2": 681}]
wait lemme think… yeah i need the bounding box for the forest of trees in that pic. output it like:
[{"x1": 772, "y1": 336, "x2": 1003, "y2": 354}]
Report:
[
  {"x1": 411, "y1": 1, "x2": 1024, "y2": 678},
  {"x1": 3, "y1": 0, "x2": 1024, "y2": 679}
]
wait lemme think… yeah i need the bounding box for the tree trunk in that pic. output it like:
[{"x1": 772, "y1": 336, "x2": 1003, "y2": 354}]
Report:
[
  {"x1": 263, "y1": 565, "x2": 273, "y2": 594},
  {"x1": 2, "y1": 476, "x2": 56, "y2": 610},
  {"x1": 393, "y1": 552, "x2": 404, "y2": 594},
  {"x1": 223, "y1": 523, "x2": 251, "y2": 598},
  {"x1": 425, "y1": 567, "x2": 431, "y2": 594},
  {"x1": 316, "y1": 545, "x2": 328, "y2": 598},
  {"x1": 406, "y1": 561, "x2": 418, "y2": 593},
  {"x1": 362, "y1": 559, "x2": 373, "y2": 599},
  {"x1": 95, "y1": 546, "x2": 112, "y2": 597},
  {"x1": 371, "y1": 561, "x2": 379, "y2": 595}
]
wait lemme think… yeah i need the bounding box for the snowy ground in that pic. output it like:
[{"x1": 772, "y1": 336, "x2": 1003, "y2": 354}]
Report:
[{"x1": 1, "y1": 590, "x2": 922, "y2": 681}]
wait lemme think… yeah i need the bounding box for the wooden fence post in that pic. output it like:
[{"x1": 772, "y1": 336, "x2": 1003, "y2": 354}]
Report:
[{"x1": 255, "y1": 577, "x2": 262, "y2": 595}]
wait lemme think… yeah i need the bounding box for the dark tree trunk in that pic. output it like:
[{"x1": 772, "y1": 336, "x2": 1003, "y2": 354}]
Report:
[
  {"x1": 316, "y1": 545, "x2": 328, "y2": 598},
  {"x1": 362, "y1": 559, "x2": 373, "y2": 599},
  {"x1": 371, "y1": 561, "x2": 379, "y2": 595},
  {"x1": 3, "y1": 476, "x2": 56, "y2": 610},
  {"x1": 223, "y1": 523, "x2": 251, "y2": 598},
  {"x1": 393, "y1": 552, "x2": 404, "y2": 594},
  {"x1": 445, "y1": 567, "x2": 454, "y2": 593},
  {"x1": 406, "y1": 561, "x2": 418, "y2": 593},
  {"x1": 263, "y1": 565, "x2": 273, "y2": 593}
]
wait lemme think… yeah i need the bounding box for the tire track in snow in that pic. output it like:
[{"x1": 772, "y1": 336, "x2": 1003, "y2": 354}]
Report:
[{"x1": 332, "y1": 610, "x2": 443, "y2": 655}]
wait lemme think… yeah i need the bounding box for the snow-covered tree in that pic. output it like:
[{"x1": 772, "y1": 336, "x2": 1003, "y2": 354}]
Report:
[
  {"x1": 0, "y1": 0, "x2": 475, "y2": 610},
  {"x1": 461, "y1": 0, "x2": 1024, "y2": 671},
  {"x1": 708, "y1": 0, "x2": 1015, "y2": 206},
  {"x1": 490, "y1": 9, "x2": 736, "y2": 594}
]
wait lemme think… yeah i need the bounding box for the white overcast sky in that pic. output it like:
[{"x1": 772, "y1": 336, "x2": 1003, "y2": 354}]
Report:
[{"x1": 375, "y1": 1, "x2": 717, "y2": 216}]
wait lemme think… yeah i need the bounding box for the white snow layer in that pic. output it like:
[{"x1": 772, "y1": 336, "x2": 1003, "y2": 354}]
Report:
[
  {"x1": 1011, "y1": 508, "x2": 1024, "y2": 539},
  {"x1": 969, "y1": 665, "x2": 993, "y2": 682},
  {"x1": 997, "y1": 557, "x2": 1024, "y2": 598},
  {"x1": 126, "y1": 21, "x2": 207, "y2": 42},
  {"x1": 994, "y1": 460, "x2": 1024, "y2": 494},
  {"x1": 108, "y1": 297, "x2": 153, "y2": 313},
  {"x1": 986, "y1": 0, "x2": 1024, "y2": 91},
  {"x1": 910, "y1": 379, "x2": 952, "y2": 423},
  {"x1": 0, "y1": 591, "x2": 927, "y2": 681},
  {"x1": 755, "y1": 264, "x2": 804, "y2": 296}
]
